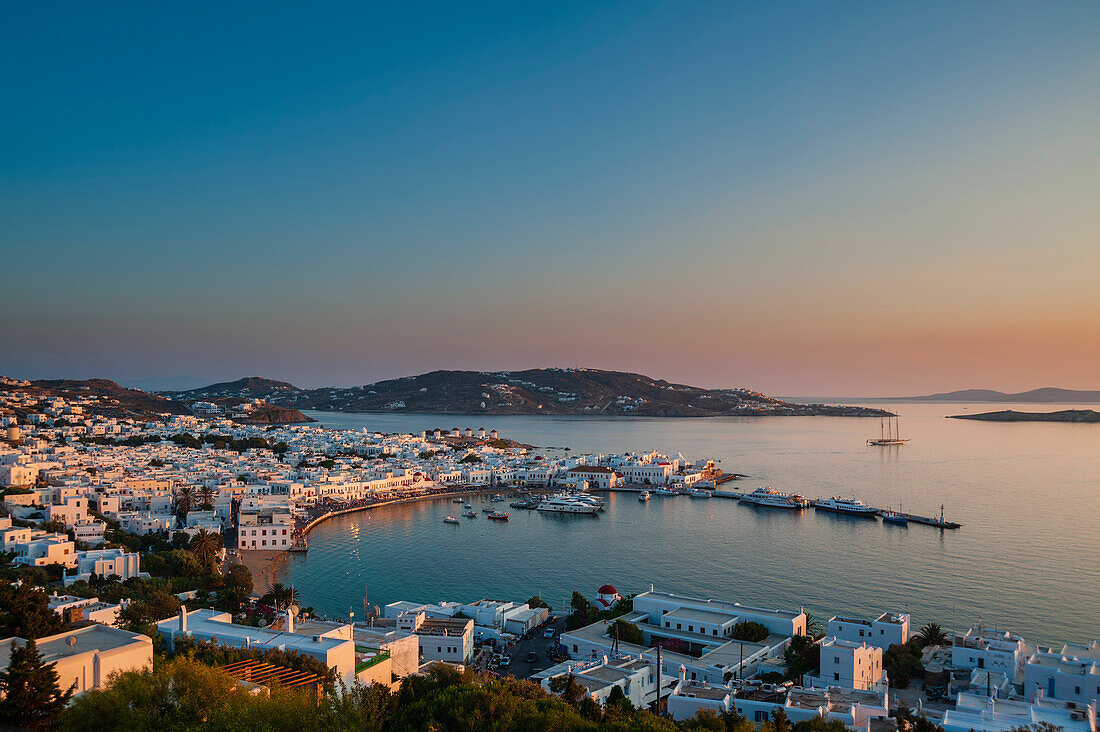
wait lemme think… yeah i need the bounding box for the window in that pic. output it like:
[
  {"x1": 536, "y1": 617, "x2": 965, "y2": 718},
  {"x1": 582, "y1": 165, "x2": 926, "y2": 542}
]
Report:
[{"x1": 834, "y1": 673, "x2": 840, "y2": 681}]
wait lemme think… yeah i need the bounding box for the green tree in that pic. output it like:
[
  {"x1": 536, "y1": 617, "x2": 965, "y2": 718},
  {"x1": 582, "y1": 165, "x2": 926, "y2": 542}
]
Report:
[
  {"x1": 731, "y1": 621, "x2": 769, "y2": 642},
  {"x1": 0, "y1": 584, "x2": 65, "y2": 639},
  {"x1": 261, "y1": 582, "x2": 300, "y2": 612},
  {"x1": 883, "y1": 641, "x2": 925, "y2": 688},
  {"x1": 785, "y1": 634, "x2": 820, "y2": 682},
  {"x1": 804, "y1": 613, "x2": 825, "y2": 640},
  {"x1": 611, "y1": 618, "x2": 645, "y2": 645},
  {"x1": 198, "y1": 486, "x2": 216, "y2": 510},
  {"x1": 164, "y1": 549, "x2": 203, "y2": 577},
  {"x1": 0, "y1": 639, "x2": 75, "y2": 731},
  {"x1": 118, "y1": 589, "x2": 181, "y2": 628},
  {"x1": 915, "y1": 622, "x2": 949, "y2": 647},
  {"x1": 526, "y1": 595, "x2": 550, "y2": 609},
  {"x1": 174, "y1": 485, "x2": 195, "y2": 518},
  {"x1": 188, "y1": 529, "x2": 223, "y2": 572}
]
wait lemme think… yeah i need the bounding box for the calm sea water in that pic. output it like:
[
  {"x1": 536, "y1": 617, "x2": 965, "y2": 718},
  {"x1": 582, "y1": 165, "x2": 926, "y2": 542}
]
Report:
[{"x1": 269, "y1": 404, "x2": 1099, "y2": 644}]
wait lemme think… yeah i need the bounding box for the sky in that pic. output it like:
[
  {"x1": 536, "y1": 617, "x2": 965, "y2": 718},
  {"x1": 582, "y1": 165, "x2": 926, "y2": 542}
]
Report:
[{"x1": 2, "y1": 1, "x2": 1098, "y2": 396}]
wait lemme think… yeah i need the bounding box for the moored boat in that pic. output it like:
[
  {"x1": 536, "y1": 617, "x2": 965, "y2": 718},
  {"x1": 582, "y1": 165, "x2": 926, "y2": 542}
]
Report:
[
  {"x1": 462, "y1": 510, "x2": 477, "y2": 518},
  {"x1": 740, "y1": 486, "x2": 810, "y2": 509},
  {"x1": 813, "y1": 496, "x2": 878, "y2": 517},
  {"x1": 881, "y1": 509, "x2": 910, "y2": 525},
  {"x1": 443, "y1": 516, "x2": 460, "y2": 524},
  {"x1": 638, "y1": 490, "x2": 651, "y2": 502},
  {"x1": 487, "y1": 511, "x2": 509, "y2": 521},
  {"x1": 536, "y1": 496, "x2": 600, "y2": 514}
]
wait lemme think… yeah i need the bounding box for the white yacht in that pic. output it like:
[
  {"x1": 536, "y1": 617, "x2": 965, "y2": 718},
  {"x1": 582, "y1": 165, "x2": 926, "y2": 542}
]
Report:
[
  {"x1": 813, "y1": 496, "x2": 878, "y2": 517},
  {"x1": 536, "y1": 496, "x2": 600, "y2": 514},
  {"x1": 740, "y1": 486, "x2": 810, "y2": 509}
]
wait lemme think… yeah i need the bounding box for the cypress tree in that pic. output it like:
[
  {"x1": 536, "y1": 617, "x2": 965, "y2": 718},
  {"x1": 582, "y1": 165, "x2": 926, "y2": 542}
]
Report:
[{"x1": 0, "y1": 639, "x2": 75, "y2": 731}]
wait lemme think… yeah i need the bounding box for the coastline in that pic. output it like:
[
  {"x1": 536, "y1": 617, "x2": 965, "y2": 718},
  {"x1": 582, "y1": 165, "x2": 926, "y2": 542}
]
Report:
[{"x1": 298, "y1": 486, "x2": 555, "y2": 536}]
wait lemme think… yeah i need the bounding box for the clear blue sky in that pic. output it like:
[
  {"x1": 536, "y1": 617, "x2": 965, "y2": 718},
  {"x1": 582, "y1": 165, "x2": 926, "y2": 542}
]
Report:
[{"x1": 3, "y1": 1, "x2": 1098, "y2": 394}]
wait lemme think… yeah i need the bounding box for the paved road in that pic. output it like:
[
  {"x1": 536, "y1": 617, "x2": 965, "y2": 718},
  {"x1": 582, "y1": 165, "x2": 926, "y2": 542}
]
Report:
[{"x1": 499, "y1": 615, "x2": 569, "y2": 679}]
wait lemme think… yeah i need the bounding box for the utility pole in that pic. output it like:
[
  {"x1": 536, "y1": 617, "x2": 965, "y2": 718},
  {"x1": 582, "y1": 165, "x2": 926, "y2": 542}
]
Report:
[{"x1": 656, "y1": 643, "x2": 663, "y2": 717}]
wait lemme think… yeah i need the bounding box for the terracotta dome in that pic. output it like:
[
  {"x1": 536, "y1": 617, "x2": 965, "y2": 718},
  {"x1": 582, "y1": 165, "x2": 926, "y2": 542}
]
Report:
[{"x1": 597, "y1": 584, "x2": 618, "y2": 595}]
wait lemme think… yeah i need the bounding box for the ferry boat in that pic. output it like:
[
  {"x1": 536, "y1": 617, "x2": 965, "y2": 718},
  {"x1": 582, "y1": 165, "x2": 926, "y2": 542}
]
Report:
[
  {"x1": 487, "y1": 511, "x2": 509, "y2": 521},
  {"x1": 638, "y1": 490, "x2": 651, "y2": 502},
  {"x1": 443, "y1": 516, "x2": 460, "y2": 524},
  {"x1": 462, "y1": 510, "x2": 477, "y2": 518},
  {"x1": 690, "y1": 488, "x2": 712, "y2": 499},
  {"x1": 880, "y1": 509, "x2": 910, "y2": 525},
  {"x1": 740, "y1": 486, "x2": 810, "y2": 509},
  {"x1": 813, "y1": 496, "x2": 878, "y2": 517},
  {"x1": 536, "y1": 496, "x2": 601, "y2": 514}
]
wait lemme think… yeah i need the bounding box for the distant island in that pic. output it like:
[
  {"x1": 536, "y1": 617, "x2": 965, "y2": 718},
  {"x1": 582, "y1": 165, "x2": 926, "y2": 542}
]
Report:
[
  {"x1": 948, "y1": 409, "x2": 1100, "y2": 423},
  {"x1": 162, "y1": 369, "x2": 891, "y2": 418},
  {"x1": 897, "y1": 387, "x2": 1100, "y2": 403}
]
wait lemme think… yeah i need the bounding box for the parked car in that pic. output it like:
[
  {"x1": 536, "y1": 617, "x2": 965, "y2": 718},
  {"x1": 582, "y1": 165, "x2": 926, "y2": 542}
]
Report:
[
  {"x1": 543, "y1": 629, "x2": 555, "y2": 639},
  {"x1": 500, "y1": 655, "x2": 512, "y2": 666}
]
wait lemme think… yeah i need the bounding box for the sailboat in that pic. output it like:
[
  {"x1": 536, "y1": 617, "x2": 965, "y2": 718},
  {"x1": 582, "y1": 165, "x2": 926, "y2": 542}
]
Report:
[{"x1": 868, "y1": 415, "x2": 910, "y2": 446}]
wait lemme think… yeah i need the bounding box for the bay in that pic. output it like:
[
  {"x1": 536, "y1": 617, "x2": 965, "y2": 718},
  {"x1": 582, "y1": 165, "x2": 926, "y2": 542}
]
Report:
[{"x1": 269, "y1": 403, "x2": 1100, "y2": 645}]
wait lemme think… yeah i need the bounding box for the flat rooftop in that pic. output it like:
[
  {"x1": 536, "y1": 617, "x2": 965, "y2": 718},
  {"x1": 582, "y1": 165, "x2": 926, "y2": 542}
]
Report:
[
  {"x1": 0, "y1": 624, "x2": 150, "y2": 666},
  {"x1": 636, "y1": 590, "x2": 802, "y2": 621},
  {"x1": 664, "y1": 606, "x2": 737, "y2": 624},
  {"x1": 157, "y1": 609, "x2": 351, "y2": 655}
]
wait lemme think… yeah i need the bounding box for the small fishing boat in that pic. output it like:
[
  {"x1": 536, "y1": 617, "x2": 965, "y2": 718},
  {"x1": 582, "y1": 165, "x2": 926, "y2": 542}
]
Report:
[
  {"x1": 881, "y1": 509, "x2": 910, "y2": 525},
  {"x1": 451, "y1": 498, "x2": 464, "y2": 503},
  {"x1": 443, "y1": 516, "x2": 460, "y2": 524},
  {"x1": 462, "y1": 510, "x2": 477, "y2": 518},
  {"x1": 482, "y1": 506, "x2": 495, "y2": 513},
  {"x1": 487, "y1": 511, "x2": 509, "y2": 521},
  {"x1": 463, "y1": 503, "x2": 472, "y2": 509},
  {"x1": 638, "y1": 490, "x2": 651, "y2": 502}
]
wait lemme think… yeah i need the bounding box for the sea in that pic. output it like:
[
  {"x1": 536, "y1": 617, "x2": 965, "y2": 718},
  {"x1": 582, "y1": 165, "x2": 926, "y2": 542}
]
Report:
[{"x1": 261, "y1": 402, "x2": 1099, "y2": 645}]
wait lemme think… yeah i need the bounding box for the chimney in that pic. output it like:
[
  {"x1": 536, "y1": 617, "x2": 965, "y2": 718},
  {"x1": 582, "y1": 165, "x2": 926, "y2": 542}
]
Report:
[
  {"x1": 178, "y1": 606, "x2": 187, "y2": 632},
  {"x1": 286, "y1": 607, "x2": 295, "y2": 634},
  {"x1": 679, "y1": 664, "x2": 687, "y2": 684}
]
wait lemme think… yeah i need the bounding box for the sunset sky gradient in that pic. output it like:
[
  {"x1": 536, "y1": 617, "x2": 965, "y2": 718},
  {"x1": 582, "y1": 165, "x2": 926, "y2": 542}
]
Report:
[{"x1": 2, "y1": 1, "x2": 1098, "y2": 395}]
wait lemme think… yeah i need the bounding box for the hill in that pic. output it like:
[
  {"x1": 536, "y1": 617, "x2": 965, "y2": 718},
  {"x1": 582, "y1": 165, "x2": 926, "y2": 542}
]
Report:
[
  {"x1": 902, "y1": 387, "x2": 1100, "y2": 403},
  {"x1": 169, "y1": 377, "x2": 300, "y2": 401},
  {"x1": 254, "y1": 368, "x2": 890, "y2": 417},
  {"x1": 948, "y1": 409, "x2": 1100, "y2": 423},
  {"x1": 3, "y1": 378, "x2": 194, "y2": 419}
]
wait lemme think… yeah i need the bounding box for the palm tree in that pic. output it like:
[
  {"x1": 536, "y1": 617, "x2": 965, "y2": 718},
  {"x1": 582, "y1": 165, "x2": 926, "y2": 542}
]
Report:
[
  {"x1": 198, "y1": 486, "x2": 215, "y2": 511},
  {"x1": 189, "y1": 529, "x2": 223, "y2": 572},
  {"x1": 805, "y1": 613, "x2": 825, "y2": 640},
  {"x1": 262, "y1": 582, "x2": 300, "y2": 612},
  {"x1": 915, "y1": 622, "x2": 949, "y2": 647},
  {"x1": 175, "y1": 485, "x2": 195, "y2": 518}
]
